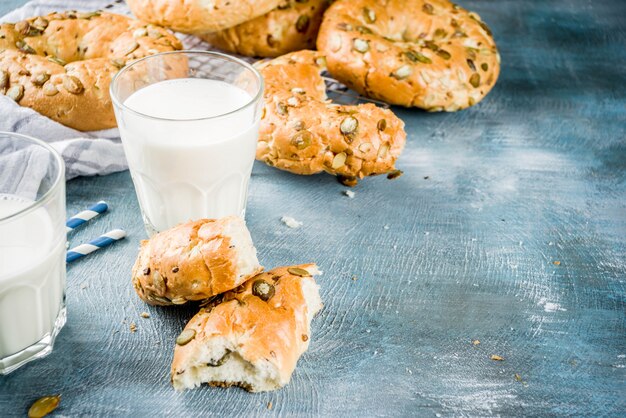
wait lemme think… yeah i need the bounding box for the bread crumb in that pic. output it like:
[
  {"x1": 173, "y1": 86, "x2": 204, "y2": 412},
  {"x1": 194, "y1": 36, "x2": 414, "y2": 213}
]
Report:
[
  {"x1": 490, "y1": 354, "x2": 504, "y2": 361},
  {"x1": 553, "y1": 260, "x2": 561, "y2": 265},
  {"x1": 80, "y1": 282, "x2": 88, "y2": 289},
  {"x1": 515, "y1": 373, "x2": 522, "y2": 382},
  {"x1": 343, "y1": 190, "x2": 355, "y2": 198},
  {"x1": 383, "y1": 225, "x2": 390, "y2": 230},
  {"x1": 140, "y1": 312, "x2": 150, "y2": 319},
  {"x1": 281, "y1": 216, "x2": 303, "y2": 228},
  {"x1": 267, "y1": 401, "x2": 273, "y2": 410},
  {"x1": 129, "y1": 322, "x2": 137, "y2": 333},
  {"x1": 351, "y1": 276, "x2": 358, "y2": 281},
  {"x1": 472, "y1": 339, "x2": 480, "y2": 346}
]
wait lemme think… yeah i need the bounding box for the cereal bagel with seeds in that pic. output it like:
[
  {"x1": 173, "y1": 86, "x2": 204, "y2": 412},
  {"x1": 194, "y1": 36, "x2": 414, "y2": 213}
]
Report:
[
  {"x1": 255, "y1": 50, "x2": 406, "y2": 185},
  {"x1": 132, "y1": 217, "x2": 263, "y2": 306},
  {"x1": 0, "y1": 11, "x2": 181, "y2": 131},
  {"x1": 127, "y1": 0, "x2": 283, "y2": 34},
  {"x1": 316, "y1": 0, "x2": 500, "y2": 111},
  {"x1": 200, "y1": 0, "x2": 330, "y2": 58},
  {"x1": 171, "y1": 264, "x2": 323, "y2": 392}
]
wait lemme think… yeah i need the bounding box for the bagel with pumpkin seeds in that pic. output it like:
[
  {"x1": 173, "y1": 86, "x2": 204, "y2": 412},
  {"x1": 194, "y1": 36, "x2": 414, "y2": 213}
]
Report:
[
  {"x1": 255, "y1": 50, "x2": 406, "y2": 185},
  {"x1": 0, "y1": 11, "x2": 181, "y2": 131},
  {"x1": 200, "y1": 0, "x2": 330, "y2": 58},
  {"x1": 316, "y1": 0, "x2": 500, "y2": 111},
  {"x1": 127, "y1": 0, "x2": 283, "y2": 34}
]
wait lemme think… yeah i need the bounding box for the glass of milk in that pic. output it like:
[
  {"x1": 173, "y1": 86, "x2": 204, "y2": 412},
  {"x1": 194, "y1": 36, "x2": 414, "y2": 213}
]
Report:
[
  {"x1": 0, "y1": 132, "x2": 66, "y2": 375},
  {"x1": 110, "y1": 51, "x2": 264, "y2": 236}
]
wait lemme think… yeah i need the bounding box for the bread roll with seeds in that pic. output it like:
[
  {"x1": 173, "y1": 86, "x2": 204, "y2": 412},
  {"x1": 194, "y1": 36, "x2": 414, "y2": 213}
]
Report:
[
  {"x1": 132, "y1": 217, "x2": 263, "y2": 306},
  {"x1": 0, "y1": 11, "x2": 181, "y2": 131},
  {"x1": 255, "y1": 50, "x2": 406, "y2": 186},
  {"x1": 200, "y1": 0, "x2": 330, "y2": 58},
  {"x1": 316, "y1": 0, "x2": 500, "y2": 111},
  {"x1": 127, "y1": 0, "x2": 283, "y2": 34},
  {"x1": 171, "y1": 264, "x2": 323, "y2": 392}
]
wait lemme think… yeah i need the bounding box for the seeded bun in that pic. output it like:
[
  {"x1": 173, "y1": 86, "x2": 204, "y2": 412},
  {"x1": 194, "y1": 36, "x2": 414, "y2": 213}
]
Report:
[
  {"x1": 200, "y1": 0, "x2": 330, "y2": 58},
  {"x1": 316, "y1": 0, "x2": 500, "y2": 111},
  {"x1": 255, "y1": 50, "x2": 406, "y2": 185},
  {"x1": 171, "y1": 264, "x2": 323, "y2": 392},
  {"x1": 0, "y1": 11, "x2": 182, "y2": 131},
  {"x1": 127, "y1": 0, "x2": 283, "y2": 35},
  {"x1": 132, "y1": 217, "x2": 263, "y2": 306}
]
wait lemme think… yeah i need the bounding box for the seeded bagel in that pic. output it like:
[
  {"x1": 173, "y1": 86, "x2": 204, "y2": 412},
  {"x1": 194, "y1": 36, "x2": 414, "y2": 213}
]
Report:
[
  {"x1": 256, "y1": 50, "x2": 406, "y2": 185},
  {"x1": 200, "y1": 0, "x2": 330, "y2": 58},
  {"x1": 171, "y1": 264, "x2": 323, "y2": 392},
  {"x1": 316, "y1": 0, "x2": 500, "y2": 111},
  {"x1": 127, "y1": 0, "x2": 283, "y2": 35},
  {"x1": 132, "y1": 217, "x2": 263, "y2": 307},
  {"x1": 0, "y1": 11, "x2": 181, "y2": 131}
]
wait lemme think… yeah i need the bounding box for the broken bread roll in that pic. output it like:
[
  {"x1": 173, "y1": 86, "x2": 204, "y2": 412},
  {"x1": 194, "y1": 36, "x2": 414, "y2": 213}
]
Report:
[
  {"x1": 132, "y1": 216, "x2": 262, "y2": 306},
  {"x1": 171, "y1": 264, "x2": 323, "y2": 392}
]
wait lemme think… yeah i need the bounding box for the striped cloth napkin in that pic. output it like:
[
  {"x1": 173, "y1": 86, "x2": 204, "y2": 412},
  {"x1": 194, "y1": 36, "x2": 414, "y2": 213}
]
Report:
[{"x1": 0, "y1": 0, "x2": 218, "y2": 181}]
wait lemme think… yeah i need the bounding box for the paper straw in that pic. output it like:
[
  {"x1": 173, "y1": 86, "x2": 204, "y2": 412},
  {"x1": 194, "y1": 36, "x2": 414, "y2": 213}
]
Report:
[
  {"x1": 66, "y1": 229, "x2": 126, "y2": 263},
  {"x1": 66, "y1": 201, "x2": 108, "y2": 233}
]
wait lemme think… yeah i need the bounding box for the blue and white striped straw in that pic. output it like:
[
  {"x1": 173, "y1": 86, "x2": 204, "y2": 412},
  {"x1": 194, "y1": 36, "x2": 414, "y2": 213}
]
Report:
[
  {"x1": 66, "y1": 229, "x2": 126, "y2": 263},
  {"x1": 66, "y1": 201, "x2": 108, "y2": 233}
]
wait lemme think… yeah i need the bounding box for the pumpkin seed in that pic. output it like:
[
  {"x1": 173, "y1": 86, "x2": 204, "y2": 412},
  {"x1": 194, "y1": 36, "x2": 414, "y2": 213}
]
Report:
[
  {"x1": 378, "y1": 144, "x2": 389, "y2": 158},
  {"x1": 337, "y1": 22, "x2": 352, "y2": 31},
  {"x1": 363, "y1": 7, "x2": 376, "y2": 23},
  {"x1": 352, "y1": 38, "x2": 369, "y2": 53},
  {"x1": 110, "y1": 58, "x2": 125, "y2": 69},
  {"x1": 466, "y1": 58, "x2": 476, "y2": 71},
  {"x1": 133, "y1": 27, "x2": 148, "y2": 38},
  {"x1": 377, "y1": 119, "x2": 387, "y2": 131},
  {"x1": 291, "y1": 130, "x2": 312, "y2": 150},
  {"x1": 31, "y1": 72, "x2": 50, "y2": 86},
  {"x1": 63, "y1": 75, "x2": 84, "y2": 94},
  {"x1": 405, "y1": 50, "x2": 431, "y2": 64},
  {"x1": 16, "y1": 40, "x2": 35, "y2": 54},
  {"x1": 47, "y1": 56, "x2": 66, "y2": 66},
  {"x1": 436, "y1": 49, "x2": 451, "y2": 60},
  {"x1": 288, "y1": 267, "x2": 311, "y2": 277},
  {"x1": 392, "y1": 65, "x2": 413, "y2": 80},
  {"x1": 122, "y1": 41, "x2": 139, "y2": 56},
  {"x1": 43, "y1": 83, "x2": 58, "y2": 96},
  {"x1": 422, "y1": 3, "x2": 434, "y2": 14},
  {"x1": 332, "y1": 152, "x2": 347, "y2": 169},
  {"x1": 6, "y1": 85, "x2": 24, "y2": 102},
  {"x1": 356, "y1": 25, "x2": 373, "y2": 35},
  {"x1": 479, "y1": 21, "x2": 493, "y2": 36},
  {"x1": 470, "y1": 73, "x2": 481, "y2": 88},
  {"x1": 340, "y1": 116, "x2": 358, "y2": 134},
  {"x1": 296, "y1": 15, "x2": 310, "y2": 33},
  {"x1": 481, "y1": 63, "x2": 489, "y2": 71},
  {"x1": 276, "y1": 102, "x2": 287, "y2": 115},
  {"x1": 252, "y1": 279, "x2": 275, "y2": 301},
  {"x1": 453, "y1": 30, "x2": 467, "y2": 38},
  {"x1": 387, "y1": 169, "x2": 403, "y2": 180},
  {"x1": 424, "y1": 40, "x2": 439, "y2": 51},
  {"x1": 175, "y1": 329, "x2": 196, "y2": 346},
  {"x1": 152, "y1": 271, "x2": 165, "y2": 293},
  {"x1": 0, "y1": 70, "x2": 8, "y2": 92},
  {"x1": 28, "y1": 395, "x2": 60, "y2": 418},
  {"x1": 433, "y1": 28, "x2": 447, "y2": 39}
]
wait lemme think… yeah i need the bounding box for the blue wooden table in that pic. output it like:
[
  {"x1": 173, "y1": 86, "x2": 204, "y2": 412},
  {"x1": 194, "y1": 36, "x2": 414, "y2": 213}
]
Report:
[{"x1": 1, "y1": 0, "x2": 625, "y2": 416}]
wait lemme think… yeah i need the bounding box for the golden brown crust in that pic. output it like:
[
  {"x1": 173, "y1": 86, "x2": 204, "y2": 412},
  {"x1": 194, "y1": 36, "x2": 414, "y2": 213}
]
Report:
[
  {"x1": 132, "y1": 217, "x2": 262, "y2": 306},
  {"x1": 255, "y1": 50, "x2": 406, "y2": 183},
  {"x1": 316, "y1": 0, "x2": 500, "y2": 111},
  {"x1": 0, "y1": 11, "x2": 182, "y2": 131},
  {"x1": 171, "y1": 265, "x2": 322, "y2": 392},
  {"x1": 200, "y1": 0, "x2": 330, "y2": 58},
  {"x1": 127, "y1": 0, "x2": 283, "y2": 34}
]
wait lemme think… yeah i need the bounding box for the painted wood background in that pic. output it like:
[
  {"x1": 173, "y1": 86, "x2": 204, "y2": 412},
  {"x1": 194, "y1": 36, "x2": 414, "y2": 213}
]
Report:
[{"x1": 1, "y1": 0, "x2": 625, "y2": 416}]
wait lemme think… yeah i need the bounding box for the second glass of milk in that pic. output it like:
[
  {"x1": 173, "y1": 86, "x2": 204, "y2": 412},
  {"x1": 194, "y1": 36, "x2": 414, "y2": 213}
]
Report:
[
  {"x1": 110, "y1": 51, "x2": 264, "y2": 236},
  {"x1": 0, "y1": 132, "x2": 66, "y2": 375}
]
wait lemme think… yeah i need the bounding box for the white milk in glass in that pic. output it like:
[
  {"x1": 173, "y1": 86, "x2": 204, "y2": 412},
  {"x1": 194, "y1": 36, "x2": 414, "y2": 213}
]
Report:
[
  {"x1": 0, "y1": 195, "x2": 66, "y2": 358},
  {"x1": 120, "y1": 78, "x2": 259, "y2": 233}
]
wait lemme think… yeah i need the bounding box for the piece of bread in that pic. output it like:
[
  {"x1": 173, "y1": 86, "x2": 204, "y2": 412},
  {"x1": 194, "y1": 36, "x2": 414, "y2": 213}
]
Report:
[
  {"x1": 316, "y1": 0, "x2": 500, "y2": 111},
  {"x1": 200, "y1": 0, "x2": 330, "y2": 58},
  {"x1": 255, "y1": 50, "x2": 406, "y2": 185},
  {"x1": 0, "y1": 11, "x2": 182, "y2": 131},
  {"x1": 171, "y1": 264, "x2": 323, "y2": 392},
  {"x1": 127, "y1": 0, "x2": 283, "y2": 35},
  {"x1": 132, "y1": 217, "x2": 263, "y2": 306}
]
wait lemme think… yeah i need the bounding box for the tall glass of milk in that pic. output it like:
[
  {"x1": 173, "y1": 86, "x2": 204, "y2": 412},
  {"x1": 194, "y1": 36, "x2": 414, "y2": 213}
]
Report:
[
  {"x1": 110, "y1": 51, "x2": 264, "y2": 236},
  {"x1": 0, "y1": 132, "x2": 66, "y2": 375}
]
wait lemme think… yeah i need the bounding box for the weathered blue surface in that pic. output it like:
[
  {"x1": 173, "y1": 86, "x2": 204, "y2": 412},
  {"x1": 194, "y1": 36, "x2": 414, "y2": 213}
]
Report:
[{"x1": 1, "y1": 0, "x2": 625, "y2": 416}]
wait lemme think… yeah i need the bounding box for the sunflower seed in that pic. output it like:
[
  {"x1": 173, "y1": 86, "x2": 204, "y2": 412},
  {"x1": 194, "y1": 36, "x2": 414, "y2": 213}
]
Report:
[
  {"x1": 363, "y1": 7, "x2": 376, "y2": 23},
  {"x1": 0, "y1": 70, "x2": 8, "y2": 92},
  {"x1": 133, "y1": 28, "x2": 148, "y2": 38},
  {"x1": 422, "y1": 3, "x2": 434, "y2": 14},
  {"x1": 122, "y1": 41, "x2": 139, "y2": 56},
  {"x1": 392, "y1": 65, "x2": 413, "y2": 80},
  {"x1": 378, "y1": 144, "x2": 389, "y2": 158},
  {"x1": 291, "y1": 130, "x2": 312, "y2": 150},
  {"x1": 63, "y1": 75, "x2": 84, "y2": 94},
  {"x1": 276, "y1": 102, "x2": 287, "y2": 115},
  {"x1": 47, "y1": 56, "x2": 66, "y2": 66},
  {"x1": 43, "y1": 83, "x2": 58, "y2": 96},
  {"x1": 148, "y1": 29, "x2": 163, "y2": 39},
  {"x1": 6, "y1": 85, "x2": 24, "y2": 102},
  {"x1": 152, "y1": 271, "x2": 165, "y2": 293},
  {"x1": 356, "y1": 25, "x2": 373, "y2": 35},
  {"x1": 436, "y1": 49, "x2": 451, "y2": 60},
  {"x1": 16, "y1": 40, "x2": 35, "y2": 54},
  {"x1": 387, "y1": 169, "x2": 403, "y2": 180},
  {"x1": 337, "y1": 22, "x2": 353, "y2": 31},
  {"x1": 470, "y1": 73, "x2": 481, "y2": 88},
  {"x1": 252, "y1": 279, "x2": 275, "y2": 301},
  {"x1": 332, "y1": 152, "x2": 347, "y2": 169},
  {"x1": 377, "y1": 119, "x2": 387, "y2": 131},
  {"x1": 353, "y1": 38, "x2": 369, "y2": 53},
  {"x1": 31, "y1": 72, "x2": 50, "y2": 86},
  {"x1": 77, "y1": 11, "x2": 101, "y2": 19},
  {"x1": 288, "y1": 267, "x2": 311, "y2": 277},
  {"x1": 14, "y1": 20, "x2": 31, "y2": 36},
  {"x1": 296, "y1": 15, "x2": 310, "y2": 33},
  {"x1": 171, "y1": 297, "x2": 187, "y2": 305},
  {"x1": 28, "y1": 395, "x2": 60, "y2": 418},
  {"x1": 340, "y1": 116, "x2": 358, "y2": 134},
  {"x1": 110, "y1": 58, "x2": 125, "y2": 69},
  {"x1": 405, "y1": 50, "x2": 431, "y2": 64},
  {"x1": 433, "y1": 28, "x2": 447, "y2": 39},
  {"x1": 33, "y1": 17, "x2": 48, "y2": 30},
  {"x1": 466, "y1": 58, "x2": 476, "y2": 71},
  {"x1": 358, "y1": 142, "x2": 373, "y2": 153},
  {"x1": 176, "y1": 329, "x2": 196, "y2": 346}
]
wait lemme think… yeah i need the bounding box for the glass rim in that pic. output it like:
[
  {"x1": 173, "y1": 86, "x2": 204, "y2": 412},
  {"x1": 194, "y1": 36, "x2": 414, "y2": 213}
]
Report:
[
  {"x1": 109, "y1": 49, "x2": 264, "y2": 122},
  {"x1": 0, "y1": 131, "x2": 65, "y2": 225}
]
